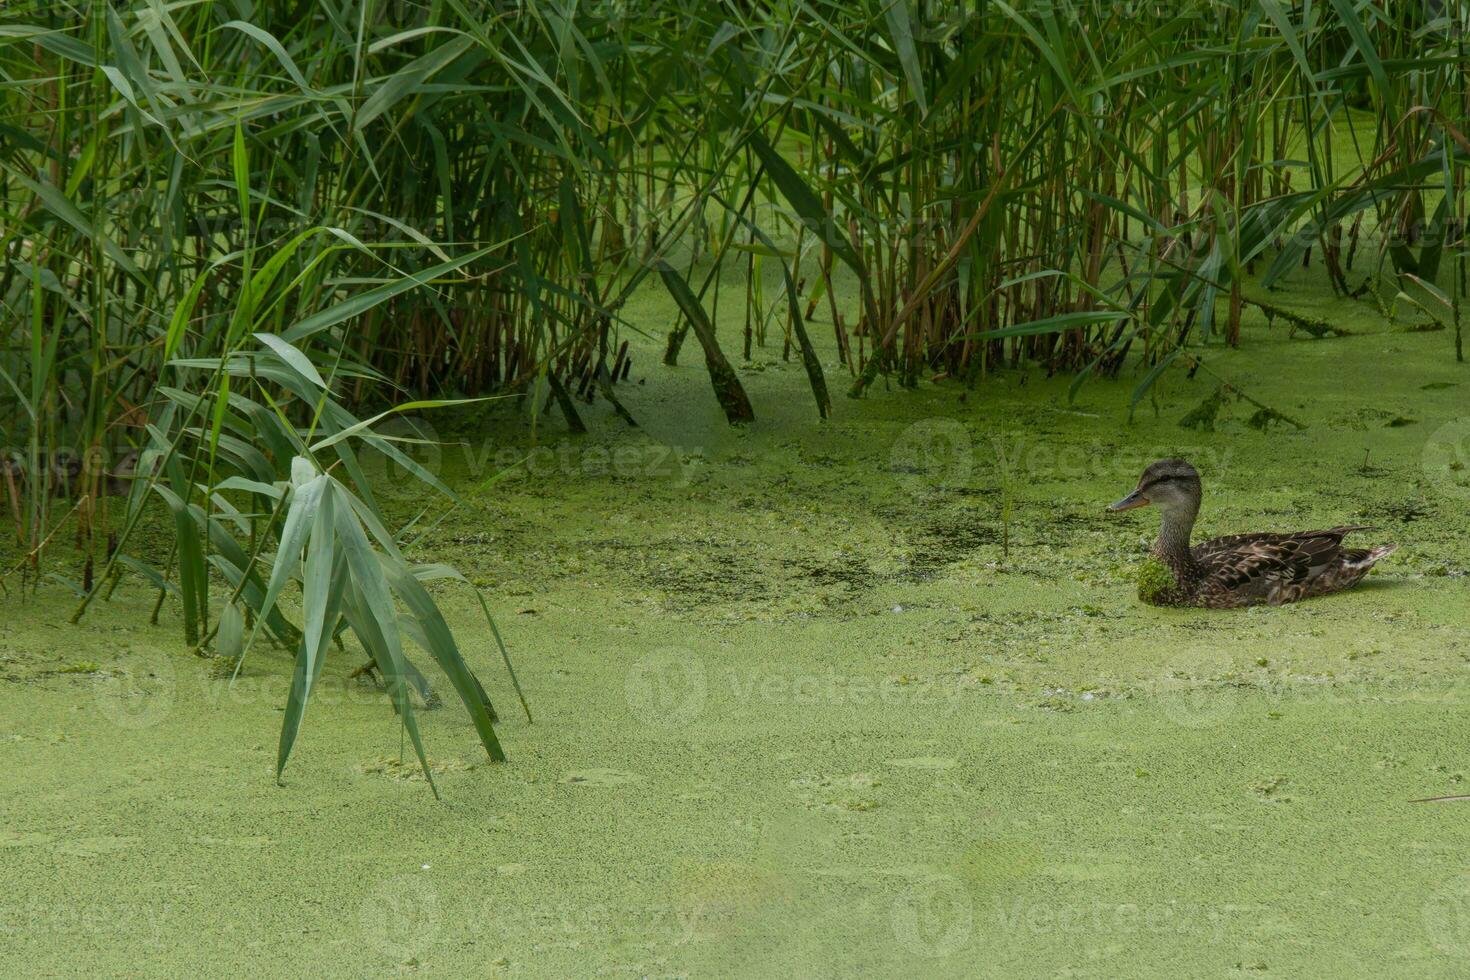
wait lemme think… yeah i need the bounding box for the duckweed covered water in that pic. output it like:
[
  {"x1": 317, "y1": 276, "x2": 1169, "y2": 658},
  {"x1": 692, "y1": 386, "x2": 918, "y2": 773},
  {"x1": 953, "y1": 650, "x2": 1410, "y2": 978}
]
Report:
[
  {"x1": 3, "y1": 268, "x2": 1470, "y2": 976},
  {"x1": 1136, "y1": 555, "x2": 1179, "y2": 606}
]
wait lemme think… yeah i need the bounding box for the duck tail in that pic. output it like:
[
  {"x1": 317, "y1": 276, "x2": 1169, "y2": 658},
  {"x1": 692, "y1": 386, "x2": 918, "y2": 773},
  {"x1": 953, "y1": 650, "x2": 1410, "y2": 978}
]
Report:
[{"x1": 1354, "y1": 543, "x2": 1398, "y2": 568}]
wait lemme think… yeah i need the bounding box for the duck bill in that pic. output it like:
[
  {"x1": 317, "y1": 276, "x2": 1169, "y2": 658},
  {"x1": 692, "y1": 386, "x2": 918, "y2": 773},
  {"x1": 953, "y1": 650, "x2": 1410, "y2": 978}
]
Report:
[{"x1": 1108, "y1": 489, "x2": 1149, "y2": 512}]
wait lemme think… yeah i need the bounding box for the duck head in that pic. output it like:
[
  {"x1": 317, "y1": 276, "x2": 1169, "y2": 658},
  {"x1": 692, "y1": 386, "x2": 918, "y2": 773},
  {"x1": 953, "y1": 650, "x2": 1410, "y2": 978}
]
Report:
[{"x1": 1108, "y1": 458, "x2": 1202, "y2": 521}]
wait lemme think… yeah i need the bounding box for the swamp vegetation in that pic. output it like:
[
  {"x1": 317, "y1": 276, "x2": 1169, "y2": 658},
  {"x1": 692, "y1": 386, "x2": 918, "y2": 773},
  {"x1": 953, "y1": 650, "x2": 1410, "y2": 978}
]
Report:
[
  {"x1": 2, "y1": 0, "x2": 1469, "y2": 766},
  {"x1": 2, "y1": 1, "x2": 1470, "y2": 974},
  {"x1": 5, "y1": 302, "x2": 1470, "y2": 975}
]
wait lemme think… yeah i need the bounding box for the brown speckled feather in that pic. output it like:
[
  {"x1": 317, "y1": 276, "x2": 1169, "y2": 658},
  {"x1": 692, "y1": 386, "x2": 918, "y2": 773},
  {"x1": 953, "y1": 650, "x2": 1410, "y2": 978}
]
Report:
[{"x1": 1190, "y1": 526, "x2": 1394, "y2": 608}]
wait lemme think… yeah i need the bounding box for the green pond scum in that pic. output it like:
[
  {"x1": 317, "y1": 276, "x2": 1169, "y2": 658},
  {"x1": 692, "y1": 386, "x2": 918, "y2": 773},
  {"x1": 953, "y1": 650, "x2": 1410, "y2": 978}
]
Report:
[
  {"x1": 3, "y1": 272, "x2": 1470, "y2": 977},
  {"x1": 1136, "y1": 556, "x2": 1179, "y2": 606},
  {"x1": 8, "y1": 0, "x2": 1470, "y2": 973}
]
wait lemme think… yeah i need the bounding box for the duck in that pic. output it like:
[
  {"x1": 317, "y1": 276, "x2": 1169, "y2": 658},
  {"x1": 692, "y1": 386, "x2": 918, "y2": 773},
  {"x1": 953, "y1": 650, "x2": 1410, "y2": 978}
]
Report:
[{"x1": 1108, "y1": 458, "x2": 1396, "y2": 608}]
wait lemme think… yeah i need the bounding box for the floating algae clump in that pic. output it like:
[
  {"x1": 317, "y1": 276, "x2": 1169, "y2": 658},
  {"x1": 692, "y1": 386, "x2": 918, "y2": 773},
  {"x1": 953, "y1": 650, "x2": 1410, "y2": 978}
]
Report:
[
  {"x1": 1137, "y1": 555, "x2": 1178, "y2": 606},
  {"x1": 58, "y1": 660, "x2": 101, "y2": 674}
]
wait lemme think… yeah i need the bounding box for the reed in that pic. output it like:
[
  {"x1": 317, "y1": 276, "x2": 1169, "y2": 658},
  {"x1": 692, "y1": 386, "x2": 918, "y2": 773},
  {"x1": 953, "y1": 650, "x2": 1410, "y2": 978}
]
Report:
[{"x1": 2, "y1": 0, "x2": 1467, "y2": 783}]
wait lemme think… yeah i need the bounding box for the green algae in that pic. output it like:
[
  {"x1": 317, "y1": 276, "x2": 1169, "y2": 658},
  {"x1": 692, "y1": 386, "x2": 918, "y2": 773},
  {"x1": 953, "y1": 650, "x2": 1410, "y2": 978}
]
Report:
[
  {"x1": 2, "y1": 260, "x2": 1470, "y2": 976},
  {"x1": 56, "y1": 660, "x2": 101, "y2": 674},
  {"x1": 1136, "y1": 555, "x2": 1178, "y2": 606}
]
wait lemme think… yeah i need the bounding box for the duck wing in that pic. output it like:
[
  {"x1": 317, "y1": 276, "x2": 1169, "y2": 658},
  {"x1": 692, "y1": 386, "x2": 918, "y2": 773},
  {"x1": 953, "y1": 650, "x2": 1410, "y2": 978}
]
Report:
[{"x1": 1193, "y1": 526, "x2": 1372, "y2": 594}]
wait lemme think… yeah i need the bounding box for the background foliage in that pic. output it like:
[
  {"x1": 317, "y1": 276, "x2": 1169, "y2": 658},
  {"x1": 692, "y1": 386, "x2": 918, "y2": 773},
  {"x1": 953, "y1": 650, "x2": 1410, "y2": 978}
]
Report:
[{"x1": 1, "y1": 0, "x2": 1466, "y2": 781}]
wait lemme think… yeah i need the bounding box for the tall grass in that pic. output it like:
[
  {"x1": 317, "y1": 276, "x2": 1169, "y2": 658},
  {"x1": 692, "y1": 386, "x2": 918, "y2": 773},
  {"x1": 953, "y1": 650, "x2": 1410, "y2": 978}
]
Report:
[{"x1": 1, "y1": 0, "x2": 1467, "y2": 782}]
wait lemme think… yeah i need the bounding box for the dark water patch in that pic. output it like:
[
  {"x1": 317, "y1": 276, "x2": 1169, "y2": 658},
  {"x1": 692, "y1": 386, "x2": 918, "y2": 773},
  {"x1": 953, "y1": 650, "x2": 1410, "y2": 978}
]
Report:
[
  {"x1": 799, "y1": 450, "x2": 846, "y2": 468},
  {"x1": 899, "y1": 512, "x2": 1002, "y2": 582},
  {"x1": 645, "y1": 549, "x2": 761, "y2": 606},
  {"x1": 575, "y1": 536, "x2": 789, "y2": 609},
  {"x1": 1377, "y1": 498, "x2": 1435, "y2": 523},
  {"x1": 779, "y1": 554, "x2": 879, "y2": 594},
  {"x1": 1026, "y1": 508, "x2": 1116, "y2": 546}
]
